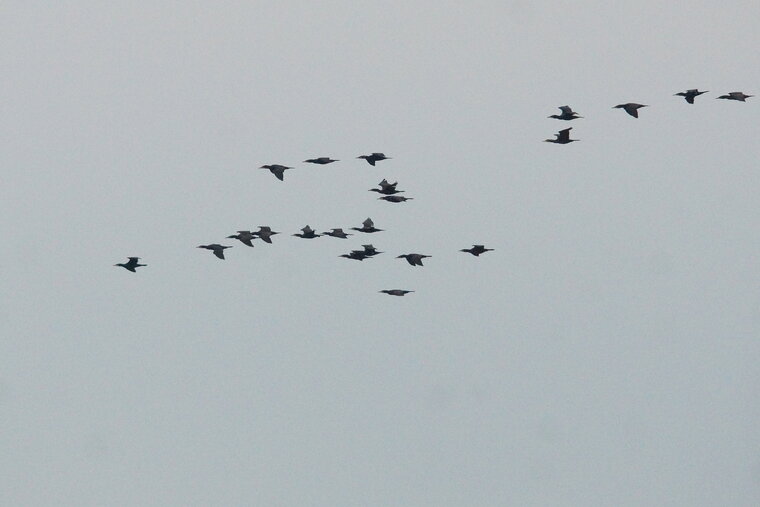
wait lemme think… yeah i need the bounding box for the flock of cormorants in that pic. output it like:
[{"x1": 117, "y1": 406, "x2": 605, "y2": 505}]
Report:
[
  {"x1": 115, "y1": 152, "x2": 494, "y2": 295},
  {"x1": 117, "y1": 88, "x2": 752, "y2": 294}
]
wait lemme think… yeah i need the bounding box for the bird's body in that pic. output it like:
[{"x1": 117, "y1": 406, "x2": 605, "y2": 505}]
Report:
[
  {"x1": 461, "y1": 245, "x2": 494, "y2": 256},
  {"x1": 379, "y1": 195, "x2": 413, "y2": 203},
  {"x1": 260, "y1": 164, "x2": 292, "y2": 181},
  {"x1": 361, "y1": 244, "x2": 382, "y2": 256},
  {"x1": 544, "y1": 127, "x2": 578, "y2": 144},
  {"x1": 717, "y1": 91, "x2": 753, "y2": 102},
  {"x1": 293, "y1": 225, "x2": 320, "y2": 239},
  {"x1": 198, "y1": 244, "x2": 232, "y2": 260},
  {"x1": 380, "y1": 289, "x2": 414, "y2": 296},
  {"x1": 614, "y1": 103, "x2": 647, "y2": 118},
  {"x1": 304, "y1": 157, "x2": 338, "y2": 164},
  {"x1": 548, "y1": 105, "x2": 582, "y2": 120},
  {"x1": 340, "y1": 251, "x2": 368, "y2": 261},
  {"x1": 253, "y1": 226, "x2": 279, "y2": 244},
  {"x1": 351, "y1": 218, "x2": 383, "y2": 233},
  {"x1": 227, "y1": 230, "x2": 256, "y2": 247},
  {"x1": 397, "y1": 253, "x2": 431, "y2": 266},
  {"x1": 323, "y1": 228, "x2": 352, "y2": 238},
  {"x1": 115, "y1": 257, "x2": 146, "y2": 272},
  {"x1": 675, "y1": 89, "x2": 707, "y2": 104},
  {"x1": 357, "y1": 153, "x2": 390, "y2": 166}
]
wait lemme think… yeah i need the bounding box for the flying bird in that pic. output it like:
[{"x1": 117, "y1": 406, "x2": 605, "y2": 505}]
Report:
[
  {"x1": 717, "y1": 91, "x2": 753, "y2": 102},
  {"x1": 260, "y1": 164, "x2": 292, "y2": 181},
  {"x1": 357, "y1": 153, "x2": 390, "y2": 166},
  {"x1": 114, "y1": 257, "x2": 146, "y2": 272},
  {"x1": 613, "y1": 103, "x2": 647, "y2": 118},
  {"x1": 379, "y1": 289, "x2": 414, "y2": 296},
  {"x1": 351, "y1": 218, "x2": 383, "y2": 233},
  {"x1": 340, "y1": 251, "x2": 369, "y2": 261},
  {"x1": 397, "y1": 253, "x2": 431, "y2": 266},
  {"x1": 198, "y1": 244, "x2": 232, "y2": 260},
  {"x1": 304, "y1": 157, "x2": 338, "y2": 164},
  {"x1": 460, "y1": 245, "x2": 494, "y2": 256},
  {"x1": 293, "y1": 225, "x2": 320, "y2": 239},
  {"x1": 548, "y1": 105, "x2": 582, "y2": 120},
  {"x1": 369, "y1": 179, "x2": 403, "y2": 195},
  {"x1": 544, "y1": 127, "x2": 578, "y2": 144},
  {"x1": 361, "y1": 244, "x2": 382, "y2": 256},
  {"x1": 378, "y1": 195, "x2": 413, "y2": 203},
  {"x1": 253, "y1": 226, "x2": 279, "y2": 244},
  {"x1": 674, "y1": 89, "x2": 708, "y2": 104},
  {"x1": 322, "y1": 228, "x2": 352, "y2": 238},
  {"x1": 227, "y1": 230, "x2": 256, "y2": 247}
]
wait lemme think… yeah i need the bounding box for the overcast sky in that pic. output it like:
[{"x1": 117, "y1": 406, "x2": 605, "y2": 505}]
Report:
[{"x1": 1, "y1": 1, "x2": 759, "y2": 505}]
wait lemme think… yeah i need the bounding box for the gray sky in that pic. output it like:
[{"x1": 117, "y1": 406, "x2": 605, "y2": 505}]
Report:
[{"x1": 1, "y1": 1, "x2": 759, "y2": 505}]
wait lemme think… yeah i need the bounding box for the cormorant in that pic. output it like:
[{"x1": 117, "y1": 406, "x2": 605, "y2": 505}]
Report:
[
  {"x1": 351, "y1": 218, "x2": 383, "y2": 233},
  {"x1": 361, "y1": 244, "x2": 382, "y2": 256},
  {"x1": 378, "y1": 195, "x2": 413, "y2": 203},
  {"x1": 369, "y1": 179, "x2": 403, "y2": 195},
  {"x1": 260, "y1": 164, "x2": 292, "y2": 181},
  {"x1": 357, "y1": 153, "x2": 390, "y2": 166},
  {"x1": 674, "y1": 89, "x2": 707, "y2": 104},
  {"x1": 379, "y1": 289, "x2": 414, "y2": 296},
  {"x1": 227, "y1": 230, "x2": 256, "y2": 247},
  {"x1": 304, "y1": 157, "x2": 338, "y2": 164},
  {"x1": 198, "y1": 244, "x2": 232, "y2": 260},
  {"x1": 461, "y1": 245, "x2": 494, "y2": 256},
  {"x1": 114, "y1": 257, "x2": 146, "y2": 272},
  {"x1": 253, "y1": 226, "x2": 279, "y2": 244},
  {"x1": 323, "y1": 228, "x2": 352, "y2": 238},
  {"x1": 293, "y1": 225, "x2": 320, "y2": 239},
  {"x1": 544, "y1": 127, "x2": 578, "y2": 144},
  {"x1": 717, "y1": 92, "x2": 753, "y2": 102},
  {"x1": 613, "y1": 103, "x2": 647, "y2": 118},
  {"x1": 548, "y1": 106, "x2": 582, "y2": 120},
  {"x1": 397, "y1": 253, "x2": 430, "y2": 266},
  {"x1": 340, "y1": 251, "x2": 368, "y2": 261}
]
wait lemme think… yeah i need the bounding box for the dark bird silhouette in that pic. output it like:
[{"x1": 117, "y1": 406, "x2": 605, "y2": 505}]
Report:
[
  {"x1": 613, "y1": 103, "x2": 647, "y2": 118},
  {"x1": 357, "y1": 153, "x2": 390, "y2": 166},
  {"x1": 227, "y1": 230, "x2": 256, "y2": 247},
  {"x1": 378, "y1": 195, "x2": 413, "y2": 203},
  {"x1": 293, "y1": 225, "x2": 320, "y2": 239},
  {"x1": 304, "y1": 157, "x2": 338, "y2": 164},
  {"x1": 340, "y1": 251, "x2": 369, "y2": 261},
  {"x1": 461, "y1": 245, "x2": 494, "y2": 256},
  {"x1": 380, "y1": 289, "x2": 414, "y2": 296},
  {"x1": 114, "y1": 257, "x2": 146, "y2": 272},
  {"x1": 717, "y1": 91, "x2": 753, "y2": 102},
  {"x1": 544, "y1": 127, "x2": 578, "y2": 144},
  {"x1": 253, "y1": 226, "x2": 279, "y2": 244},
  {"x1": 369, "y1": 179, "x2": 403, "y2": 195},
  {"x1": 548, "y1": 105, "x2": 582, "y2": 120},
  {"x1": 198, "y1": 244, "x2": 232, "y2": 260},
  {"x1": 322, "y1": 228, "x2": 352, "y2": 238},
  {"x1": 397, "y1": 253, "x2": 430, "y2": 266},
  {"x1": 260, "y1": 164, "x2": 292, "y2": 181},
  {"x1": 361, "y1": 244, "x2": 382, "y2": 256},
  {"x1": 351, "y1": 218, "x2": 383, "y2": 233},
  {"x1": 674, "y1": 89, "x2": 708, "y2": 104}
]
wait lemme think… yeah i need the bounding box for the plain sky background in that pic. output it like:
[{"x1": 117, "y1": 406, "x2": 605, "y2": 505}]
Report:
[{"x1": 1, "y1": 1, "x2": 759, "y2": 505}]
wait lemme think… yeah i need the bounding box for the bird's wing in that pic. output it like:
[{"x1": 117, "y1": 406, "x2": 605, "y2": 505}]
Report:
[
  {"x1": 557, "y1": 128, "x2": 571, "y2": 142},
  {"x1": 274, "y1": 169, "x2": 284, "y2": 181},
  {"x1": 559, "y1": 105, "x2": 572, "y2": 114},
  {"x1": 213, "y1": 249, "x2": 226, "y2": 259},
  {"x1": 363, "y1": 218, "x2": 374, "y2": 228}
]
